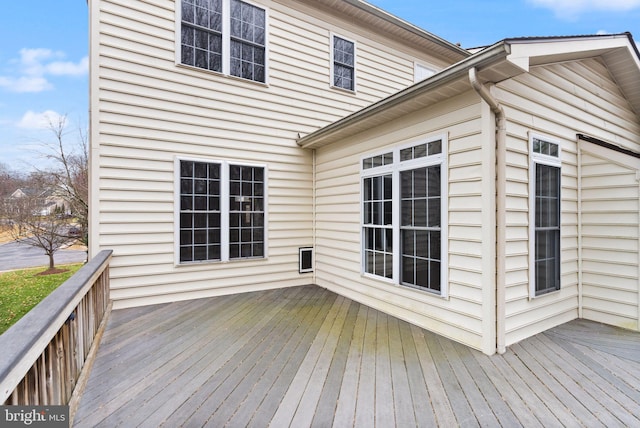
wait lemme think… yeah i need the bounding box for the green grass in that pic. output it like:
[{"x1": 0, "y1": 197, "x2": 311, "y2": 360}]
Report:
[{"x1": 0, "y1": 263, "x2": 83, "y2": 335}]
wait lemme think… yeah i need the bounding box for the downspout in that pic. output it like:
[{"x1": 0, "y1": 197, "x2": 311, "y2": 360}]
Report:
[
  {"x1": 469, "y1": 68, "x2": 507, "y2": 354},
  {"x1": 637, "y1": 171, "x2": 640, "y2": 331},
  {"x1": 577, "y1": 143, "x2": 583, "y2": 319},
  {"x1": 312, "y1": 148, "x2": 317, "y2": 284}
]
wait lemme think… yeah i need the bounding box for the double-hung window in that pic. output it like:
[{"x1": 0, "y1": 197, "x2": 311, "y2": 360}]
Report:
[
  {"x1": 530, "y1": 136, "x2": 561, "y2": 296},
  {"x1": 331, "y1": 35, "x2": 355, "y2": 91},
  {"x1": 361, "y1": 136, "x2": 447, "y2": 296},
  {"x1": 180, "y1": 0, "x2": 267, "y2": 83},
  {"x1": 177, "y1": 158, "x2": 266, "y2": 264},
  {"x1": 363, "y1": 153, "x2": 394, "y2": 279}
]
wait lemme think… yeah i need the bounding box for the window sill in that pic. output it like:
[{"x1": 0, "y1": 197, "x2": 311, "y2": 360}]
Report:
[
  {"x1": 330, "y1": 84, "x2": 356, "y2": 95},
  {"x1": 176, "y1": 256, "x2": 268, "y2": 268},
  {"x1": 361, "y1": 272, "x2": 448, "y2": 300},
  {"x1": 399, "y1": 282, "x2": 446, "y2": 298},
  {"x1": 529, "y1": 288, "x2": 561, "y2": 300},
  {"x1": 176, "y1": 62, "x2": 269, "y2": 88}
]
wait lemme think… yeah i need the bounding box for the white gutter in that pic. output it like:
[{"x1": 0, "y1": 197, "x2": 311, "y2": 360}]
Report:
[
  {"x1": 298, "y1": 42, "x2": 510, "y2": 149},
  {"x1": 469, "y1": 67, "x2": 507, "y2": 355}
]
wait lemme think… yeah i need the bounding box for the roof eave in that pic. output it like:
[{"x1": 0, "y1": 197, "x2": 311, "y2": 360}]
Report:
[
  {"x1": 297, "y1": 41, "x2": 510, "y2": 149},
  {"x1": 298, "y1": 33, "x2": 640, "y2": 150},
  {"x1": 342, "y1": 0, "x2": 470, "y2": 58}
]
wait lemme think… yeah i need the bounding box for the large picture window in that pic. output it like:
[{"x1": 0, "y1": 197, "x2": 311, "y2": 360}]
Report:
[
  {"x1": 361, "y1": 136, "x2": 447, "y2": 296},
  {"x1": 530, "y1": 136, "x2": 561, "y2": 296},
  {"x1": 401, "y1": 165, "x2": 441, "y2": 292},
  {"x1": 178, "y1": 159, "x2": 266, "y2": 264},
  {"x1": 180, "y1": 0, "x2": 266, "y2": 83}
]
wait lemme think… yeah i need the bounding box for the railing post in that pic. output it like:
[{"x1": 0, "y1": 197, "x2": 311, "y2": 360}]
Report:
[{"x1": 0, "y1": 250, "x2": 113, "y2": 408}]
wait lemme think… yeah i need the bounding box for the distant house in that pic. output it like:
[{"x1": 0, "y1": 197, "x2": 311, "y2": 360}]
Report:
[
  {"x1": 7, "y1": 188, "x2": 68, "y2": 216},
  {"x1": 10, "y1": 189, "x2": 29, "y2": 199},
  {"x1": 89, "y1": 0, "x2": 640, "y2": 355}
]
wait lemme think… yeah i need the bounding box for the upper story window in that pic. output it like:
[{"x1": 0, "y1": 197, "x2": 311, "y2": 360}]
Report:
[
  {"x1": 180, "y1": 0, "x2": 267, "y2": 83},
  {"x1": 414, "y1": 63, "x2": 435, "y2": 83},
  {"x1": 331, "y1": 35, "x2": 355, "y2": 91}
]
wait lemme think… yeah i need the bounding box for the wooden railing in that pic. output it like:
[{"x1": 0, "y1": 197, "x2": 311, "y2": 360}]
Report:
[{"x1": 0, "y1": 250, "x2": 112, "y2": 415}]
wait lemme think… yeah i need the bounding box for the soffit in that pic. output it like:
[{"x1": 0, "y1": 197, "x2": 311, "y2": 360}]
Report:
[
  {"x1": 602, "y1": 47, "x2": 640, "y2": 116},
  {"x1": 507, "y1": 35, "x2": 640, "y2": 115},
  {"x1": 298, "y1": 35, "x2": 640, "y2": 150}
]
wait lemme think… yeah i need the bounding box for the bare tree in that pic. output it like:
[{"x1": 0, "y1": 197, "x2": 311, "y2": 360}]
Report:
[
  {"x1": 36, "y1": 115, "x2": 89, "y2": 245},
  {"x1": 6, "y1": 188, "x2": 71, "y2": 270},
  {"x1": 2, "y1": 115, "x2": 89, "y2": 272}
]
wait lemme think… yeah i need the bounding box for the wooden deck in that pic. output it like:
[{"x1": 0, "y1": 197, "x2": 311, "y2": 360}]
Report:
[{"x1": 73, "y1": 285, "x2": 640, "y2": 427}]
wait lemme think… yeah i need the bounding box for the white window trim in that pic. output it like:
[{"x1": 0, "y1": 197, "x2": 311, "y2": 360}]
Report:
[
  {"x1": 174, "y1": 156, "x2": 269, "y2": 266},
  {"x1": 330, "y1": 33, "x2": 357, "y2": 93},
  {"x1": 414, "y1": 63, "x2": 436, "y2": 83},
  {"x1": 175, "y1": 0, "x2": 270, "y2": 85},
  {"x1": 360, "y1": 134, "x2": 449, "y2": 298},
  {"x1": 528, "y1": 133, "x2": 562, "y2": 298}
]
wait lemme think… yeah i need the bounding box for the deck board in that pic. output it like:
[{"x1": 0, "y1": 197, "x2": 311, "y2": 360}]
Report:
[
  {"x1": 354, "y1": 307, "x2": 377, "y2": 428},
  {"x1": 73, "y1": 285, "x2": 640, "y2": 428},
  {"x1": 332, "y1": 303, "x2": 367, "y2": 427},
  {"x1": 388, "y1": 316, "x2": 417, "y2": 428},
  {"x1": 311, "y1": 300, "x2": 359, "y2": 428}
]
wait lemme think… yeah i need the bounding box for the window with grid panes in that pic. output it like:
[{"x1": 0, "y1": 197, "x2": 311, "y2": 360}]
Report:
[
  {"x1": 531, "y1": 137, "x2": 561, "y2": 296},
  {"x1": 180, "y1": 0, "x2": 266, "y2": 83},
  {"x1": 400, "y1": 165, "x2": 441, "y2": 292},
  {"x1": 179, "y1": 160, "x2": 222, "y2": 262},
  {"x1": 229, "y1": 165, "x2": 265, "y2": 259},
  {"x1": 178, "y1": 159, "x2": 265, "y2": 264},
  {"x1": 332, "y1": 35, "x2": 355, "y2": 91},
  {"x1": 361, "y1": 137, "x2": 446, "y2": 295}
]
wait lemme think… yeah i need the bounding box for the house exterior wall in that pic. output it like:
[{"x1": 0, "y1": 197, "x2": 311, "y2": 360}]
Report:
[
  {"x1": 580, "y1": 147, "x2": 640, "y2": 331},
  {"x1": 314, "y1": 91, "x2": 499, "y2": 354},
  {"x1": 89, "y1": 0, "x2": 455, "y2": 308},
  {"x1": 495, "y1": 58, "x2": 640, "y2": 345}
]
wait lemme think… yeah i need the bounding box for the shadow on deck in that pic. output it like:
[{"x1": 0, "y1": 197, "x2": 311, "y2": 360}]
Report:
[{"x1": 73, "y1": 285, "x2": 640, "y2": 427}]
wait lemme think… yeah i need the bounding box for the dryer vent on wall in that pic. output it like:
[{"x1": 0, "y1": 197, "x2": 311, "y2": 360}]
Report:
[{"x1": 299, "y1": 247, "x2": 313, "y2": 273}]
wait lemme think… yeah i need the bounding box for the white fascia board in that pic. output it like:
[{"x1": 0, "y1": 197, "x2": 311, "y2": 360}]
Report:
[{"x1": 506, "y1": 36, "x2": 632, "y2": 71}]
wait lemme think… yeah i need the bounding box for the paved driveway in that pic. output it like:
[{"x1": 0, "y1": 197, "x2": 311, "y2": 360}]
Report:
[{"x1": 0, "y1": 240, "x2": 87, "y2": 271}]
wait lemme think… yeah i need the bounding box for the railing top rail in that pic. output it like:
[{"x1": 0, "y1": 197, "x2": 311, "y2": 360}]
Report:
[{"x1": 0, "y1": 249, "x2": 113, "y2": 403}]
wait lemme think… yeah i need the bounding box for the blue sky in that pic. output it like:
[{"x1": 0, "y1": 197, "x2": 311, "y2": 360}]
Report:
[
  {"x1": 0, "y1": 1, "x2": 88, "y2": 171},
  {"x1": 0, "y1": 0, "x2": 638, "y2": 170}
]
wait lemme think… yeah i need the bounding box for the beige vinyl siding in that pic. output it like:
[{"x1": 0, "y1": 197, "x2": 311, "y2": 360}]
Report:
[
  {"x1": 91, "y1": 0, "x2": 451, "y2": 308},
  {"x1": 495, "y1": 57, "x2": 640, "y2": 344},
  {"x1": 314, "y1": 92, "x2": 498, "y2": 353},
  {"x1": 580, "y1": 151, "x2": 639, "y2": 330}
]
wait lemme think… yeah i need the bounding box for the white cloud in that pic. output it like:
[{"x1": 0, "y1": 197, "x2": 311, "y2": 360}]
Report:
[
  {"x1": 17, "y1": 110, "x2": 65, "y2": 130},
  {"x1": 528, "y1": 0, "x2": 640, "y2": 16},
  {"x1": 0, "y1": 48, "x2": 87, "y2": 93},
  {"x1": 46, "y1": 56, "x2": 89, "y2": 76},
  {"x1": 0, "y1": 76, "x2": 53, "y2": 93}
]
